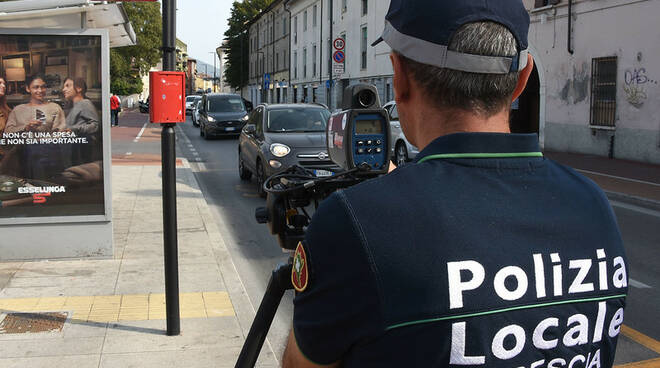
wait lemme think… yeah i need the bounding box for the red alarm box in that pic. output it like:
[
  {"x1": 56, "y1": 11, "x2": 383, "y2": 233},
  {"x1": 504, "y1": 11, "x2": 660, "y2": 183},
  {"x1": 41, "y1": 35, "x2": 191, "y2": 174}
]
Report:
[{"x1": 149, "y1": 71, "x2": 186, "y2": 123}]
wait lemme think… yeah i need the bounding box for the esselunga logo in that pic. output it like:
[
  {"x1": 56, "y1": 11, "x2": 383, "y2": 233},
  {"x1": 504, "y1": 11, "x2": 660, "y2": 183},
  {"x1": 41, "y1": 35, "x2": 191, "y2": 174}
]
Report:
[{"x1": 18, "y1": 186, "x2": 66, "y2": 194}]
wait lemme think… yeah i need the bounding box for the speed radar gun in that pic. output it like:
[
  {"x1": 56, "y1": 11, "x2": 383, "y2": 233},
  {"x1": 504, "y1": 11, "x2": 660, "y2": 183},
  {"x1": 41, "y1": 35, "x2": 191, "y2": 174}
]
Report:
[{"x1": 235, "y1": 84, "x2": 391, "y2": 368}]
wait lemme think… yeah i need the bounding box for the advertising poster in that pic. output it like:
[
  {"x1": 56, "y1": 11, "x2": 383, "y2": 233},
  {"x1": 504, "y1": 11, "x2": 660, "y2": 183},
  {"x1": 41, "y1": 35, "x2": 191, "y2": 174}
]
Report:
[{"x1": 0, "y1": 33, "x2": 107, "y2": 220}]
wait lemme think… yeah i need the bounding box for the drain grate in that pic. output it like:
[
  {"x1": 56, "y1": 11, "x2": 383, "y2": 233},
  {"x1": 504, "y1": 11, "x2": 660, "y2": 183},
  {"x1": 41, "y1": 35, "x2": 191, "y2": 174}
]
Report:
[{"x1": 0, "y1": 312, "x2": 68, "y2": 334}]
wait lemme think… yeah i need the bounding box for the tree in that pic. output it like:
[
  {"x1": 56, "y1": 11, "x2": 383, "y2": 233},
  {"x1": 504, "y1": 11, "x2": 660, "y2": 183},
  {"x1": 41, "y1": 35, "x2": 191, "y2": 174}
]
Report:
[
  {"x1": 223, "y1": 0, "x2": 273, "y2": 91},
  {"x1": 110, "y1": 2, "x2": 162, "y2": 95}
]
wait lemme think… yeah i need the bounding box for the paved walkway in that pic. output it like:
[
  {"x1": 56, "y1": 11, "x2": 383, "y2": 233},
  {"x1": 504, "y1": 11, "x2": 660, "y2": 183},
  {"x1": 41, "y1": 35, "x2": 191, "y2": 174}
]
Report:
[
  {"x1": 545, "y1": 151, "x2": 660, "y2": 205},
  {"x1": 0, "y1": 160, "x2": 277, "y2": 368}
]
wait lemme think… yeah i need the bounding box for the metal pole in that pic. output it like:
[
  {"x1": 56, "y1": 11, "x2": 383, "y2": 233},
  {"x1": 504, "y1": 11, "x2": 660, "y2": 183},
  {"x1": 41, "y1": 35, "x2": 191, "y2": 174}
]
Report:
[
  {"x1": 162, "y1": 0, "x2": 180, "y2": 337},
  {"x1": 328, "y1": 0, "x2": 333, "y2": 110}
]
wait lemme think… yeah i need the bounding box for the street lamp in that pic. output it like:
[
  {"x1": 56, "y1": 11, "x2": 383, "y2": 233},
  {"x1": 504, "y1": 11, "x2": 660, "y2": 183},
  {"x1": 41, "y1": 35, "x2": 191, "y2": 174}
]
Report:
[{"x1": 209, "y1": 52, "x2": 217, "y2": 93}]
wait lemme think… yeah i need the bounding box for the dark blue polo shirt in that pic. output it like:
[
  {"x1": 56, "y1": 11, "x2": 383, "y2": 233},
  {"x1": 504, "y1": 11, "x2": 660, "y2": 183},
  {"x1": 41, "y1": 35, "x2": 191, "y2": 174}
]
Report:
[{"x1": 293, "y1": 133, "x2": 627, "y2": 367}]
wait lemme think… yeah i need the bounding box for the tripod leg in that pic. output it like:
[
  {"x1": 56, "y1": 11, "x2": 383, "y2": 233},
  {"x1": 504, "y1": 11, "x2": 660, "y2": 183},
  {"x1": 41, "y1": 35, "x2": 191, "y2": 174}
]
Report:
[{"x1": 235, "y1": 262, "x2": 293, "y2": 368}]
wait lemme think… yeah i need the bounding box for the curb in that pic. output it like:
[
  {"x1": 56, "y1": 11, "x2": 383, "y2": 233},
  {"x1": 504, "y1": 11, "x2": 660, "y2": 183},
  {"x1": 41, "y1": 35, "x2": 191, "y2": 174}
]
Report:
[{"x1": 605, "y1": 191, "x2": 660, "y2": 212}]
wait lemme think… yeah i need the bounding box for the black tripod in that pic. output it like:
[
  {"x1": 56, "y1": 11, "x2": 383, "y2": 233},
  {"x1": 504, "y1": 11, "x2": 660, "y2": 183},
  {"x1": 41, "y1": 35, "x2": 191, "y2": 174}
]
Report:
[{"x1": 235, "y1": 261, "x2": 293, "y2": 368}]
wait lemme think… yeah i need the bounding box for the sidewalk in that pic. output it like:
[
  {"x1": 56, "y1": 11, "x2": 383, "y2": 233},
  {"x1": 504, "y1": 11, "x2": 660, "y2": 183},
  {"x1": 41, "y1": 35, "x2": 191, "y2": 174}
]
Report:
[
  {"x1": 0, "y1": 160, "x2": 277, "y2": 367},
  {"x1": 545, "y1": 151, "x2": 660, "y2": 207}
]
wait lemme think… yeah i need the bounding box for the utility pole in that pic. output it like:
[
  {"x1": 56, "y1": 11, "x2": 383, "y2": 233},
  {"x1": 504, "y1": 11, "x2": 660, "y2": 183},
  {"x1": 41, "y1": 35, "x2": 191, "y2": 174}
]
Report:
[
  {"x1": 209, "y1": 51, "x2": 217, "y2": 92},
  {"x1": 161, "y1": 0, "x2": 180, "y2": 336}
]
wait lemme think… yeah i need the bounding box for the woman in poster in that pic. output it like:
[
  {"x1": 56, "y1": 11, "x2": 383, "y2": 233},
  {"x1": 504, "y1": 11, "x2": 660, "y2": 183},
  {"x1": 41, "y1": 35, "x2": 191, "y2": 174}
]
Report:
[
  {"x1": 0, "y1": 76, "x2": 10, "y2": 135},
  {"x1": 5, "y1": 74, "x2": 66, "y2": 133},
  {"x1": 4, "y1": 74, "x2": 68, "y2": 180},
  {"x1": 62, "y1": 77, "x2": 100, "y2": 164}
]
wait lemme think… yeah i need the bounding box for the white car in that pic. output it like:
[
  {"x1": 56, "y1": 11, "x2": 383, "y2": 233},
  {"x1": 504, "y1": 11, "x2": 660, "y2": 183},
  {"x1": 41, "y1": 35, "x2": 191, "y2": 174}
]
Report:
[
  {"x1": 191, "y1": 100, "x2": 202, "y2": 127},
  {"x1": 384, "y1": 101, "x2": 419, "y2": 167},
  {"x1": 185, "y1": 95, "x2": 201, "y2": 113}
]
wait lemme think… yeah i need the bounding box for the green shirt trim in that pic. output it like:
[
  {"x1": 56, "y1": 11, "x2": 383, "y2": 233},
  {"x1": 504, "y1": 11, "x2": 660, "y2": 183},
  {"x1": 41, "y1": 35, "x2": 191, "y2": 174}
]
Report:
[
  {"x1": 417, "y1": 152, "x2": 543, "y2": 164},
  {"x1": 386, "y1": 294, "x2": 627, "y2": 331}
]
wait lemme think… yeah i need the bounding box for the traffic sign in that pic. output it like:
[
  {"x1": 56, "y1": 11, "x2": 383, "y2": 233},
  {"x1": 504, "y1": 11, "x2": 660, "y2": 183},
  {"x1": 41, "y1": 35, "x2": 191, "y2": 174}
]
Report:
[
  {"x1": 333, "y1": 50, "x2": 345, "y2": 64},
  {"x1": 333, "y1": 64, "x2": 345, "y2": 75},
  {"x1": 333, "y1": 37, "x2": 345, "y2": 51}
]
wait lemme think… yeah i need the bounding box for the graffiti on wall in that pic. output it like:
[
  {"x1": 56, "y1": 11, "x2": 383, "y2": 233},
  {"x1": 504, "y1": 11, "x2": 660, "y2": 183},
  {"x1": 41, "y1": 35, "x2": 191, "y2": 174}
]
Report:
[
  {"x1": 560, "y1": 62, "x2": 589, "y2": 104},
  {"x1": 624, "y1": 68, "x2": 657, "y2": 108}
]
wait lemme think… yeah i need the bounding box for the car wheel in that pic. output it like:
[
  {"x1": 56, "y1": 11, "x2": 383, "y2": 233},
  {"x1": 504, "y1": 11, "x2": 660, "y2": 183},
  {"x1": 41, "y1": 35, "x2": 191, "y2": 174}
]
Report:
[
  {"x1": 256, "y1": 160, "x2": 266, "y2": 198},
  {"x1": 395, "y1": 142, "x2": 409, "y2": 167},
  {"x1": 238, "y1": 151, "x2": 252, "y2": 181},
  {"x1": 200, "y1": 125, "x2": 204, "y2": 137}
]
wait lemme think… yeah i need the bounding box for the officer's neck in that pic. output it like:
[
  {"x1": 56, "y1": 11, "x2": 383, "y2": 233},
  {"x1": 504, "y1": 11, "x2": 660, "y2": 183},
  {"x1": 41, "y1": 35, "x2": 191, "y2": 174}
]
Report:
[{"x1": 410, "y1": 103, "x2": 511, "y2": 151}]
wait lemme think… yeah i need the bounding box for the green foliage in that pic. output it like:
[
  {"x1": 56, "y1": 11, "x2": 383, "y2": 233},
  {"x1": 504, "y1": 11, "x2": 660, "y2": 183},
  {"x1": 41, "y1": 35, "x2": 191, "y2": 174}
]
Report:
[
  {"x1": 110, "y1": 2, "x2": 162, "y2": 95},
  {"x1": 224, "y1": 0, "x2": 273, "y2": 91}
]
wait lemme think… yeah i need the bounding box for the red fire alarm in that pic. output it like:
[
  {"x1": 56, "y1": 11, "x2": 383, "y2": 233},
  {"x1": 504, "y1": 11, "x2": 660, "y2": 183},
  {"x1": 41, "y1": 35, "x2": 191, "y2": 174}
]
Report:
[{"x1": 149, "y1": 71, "x2": 186, "y2": 123}]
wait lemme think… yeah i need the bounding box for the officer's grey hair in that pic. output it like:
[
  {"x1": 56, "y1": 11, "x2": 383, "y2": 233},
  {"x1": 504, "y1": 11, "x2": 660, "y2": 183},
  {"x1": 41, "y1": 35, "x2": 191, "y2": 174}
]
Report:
[{"x1": 396, "y1": 22, "x2": 520, "y2": 117}]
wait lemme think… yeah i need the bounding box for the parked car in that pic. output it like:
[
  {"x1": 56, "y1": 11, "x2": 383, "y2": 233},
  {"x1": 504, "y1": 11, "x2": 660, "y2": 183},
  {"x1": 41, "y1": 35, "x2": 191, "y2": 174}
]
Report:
[
  {"x1": 199, "y1": 93, "x2": 249, "y2": 139},
  {"x1": 238, "y1": 104, "x2": 335, "y2": 197},
  {"x1": 185, "y1": 95, "x2": 201, "y2": 113},
  {"x1": 385, "y1": 101, "x2": 419, "y2": 166},
  {"x1": 191, "y1": 100, "x2": 202, "y2": 127}
]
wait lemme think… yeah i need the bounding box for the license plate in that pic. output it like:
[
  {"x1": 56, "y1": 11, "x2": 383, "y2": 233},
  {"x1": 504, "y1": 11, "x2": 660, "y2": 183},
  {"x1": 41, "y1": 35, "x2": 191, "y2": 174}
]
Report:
[
  {"x1": 314, "y1": 170, "x2": 333, "y2": 177},
  {"x1": 225, "y1": 127, "x2": 236, "y2": 131}
]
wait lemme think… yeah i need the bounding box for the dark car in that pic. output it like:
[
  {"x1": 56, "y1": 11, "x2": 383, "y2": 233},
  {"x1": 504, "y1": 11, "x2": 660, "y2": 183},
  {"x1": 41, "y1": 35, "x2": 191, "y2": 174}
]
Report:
[
  {"x1": 199, "y1": 93, "x2": 249, "y2": 139},
  {"x1": 238, "y1": 104, "x2": 335, "y2": 197}
]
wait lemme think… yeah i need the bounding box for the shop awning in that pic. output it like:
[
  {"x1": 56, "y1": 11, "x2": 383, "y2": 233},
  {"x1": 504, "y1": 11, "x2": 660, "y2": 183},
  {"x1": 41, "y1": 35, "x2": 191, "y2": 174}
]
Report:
[{"x1": 0, "y1": 0, "x2": 137, "y2": 48}]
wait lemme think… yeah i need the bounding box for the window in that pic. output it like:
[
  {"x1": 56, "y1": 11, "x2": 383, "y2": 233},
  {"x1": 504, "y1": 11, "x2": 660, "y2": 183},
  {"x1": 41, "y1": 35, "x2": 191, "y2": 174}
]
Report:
[
  {"x1": 294, "y1": 51, "x2": 298, "y2": 79},
  {"x1": 303, "y1": 47, "x2": 307, "y2": 78},
  {"x1": 361, "y1": 26, "x2": 368, "y2": 69},
  {"x1": 276, "y1": 53, "x2": 280, "y2": 71},
  {"x1": 294, "y1": 16, "x2": 298, "y2": 44},
  {"x1": 590, "y1": 56, "x2": 618, "y2": 128},
  {"x1": 283, "y1": 17, "x2": 287, "y2": 36},
  {"x1": 313, "y1": 4, "x2": 318, "y2": 27},
  {"x1": 283, "y1": 50, "x2": 287, "y2": 69},
  {"x1": 362, "y1": 0, "x2": 368, "y2": 15},
  {"x1": 304, "y1": 11, "x2": 308, "y2": 31},
  {"x1": 342, "y1": 0, "x2": 347, "y2": 12},
  {"x1": 313, "y1": 44, "x2": 317, "y2": 76},
  {"x1": 328, "y1": 0, "x2": 332, "y2": 19}
]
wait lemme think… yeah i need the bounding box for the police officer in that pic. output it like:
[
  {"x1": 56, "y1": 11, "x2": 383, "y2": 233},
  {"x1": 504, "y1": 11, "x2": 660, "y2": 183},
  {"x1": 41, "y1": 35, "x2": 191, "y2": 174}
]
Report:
[{"x1": 283, "y1": 1, "x2": 627, "y2": 367}]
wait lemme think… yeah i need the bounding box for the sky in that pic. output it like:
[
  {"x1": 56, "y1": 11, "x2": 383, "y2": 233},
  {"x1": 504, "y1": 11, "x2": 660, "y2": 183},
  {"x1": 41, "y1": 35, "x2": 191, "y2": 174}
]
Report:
[{"x1": 171, "y1": 0, "x2": 233, "y2": 67}]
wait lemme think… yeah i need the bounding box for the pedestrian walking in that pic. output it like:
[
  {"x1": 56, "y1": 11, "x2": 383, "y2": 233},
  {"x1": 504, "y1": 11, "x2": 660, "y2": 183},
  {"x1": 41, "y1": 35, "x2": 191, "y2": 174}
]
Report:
[{"x1": 110, "y1": 93, "x2": 121, "y2": 127}]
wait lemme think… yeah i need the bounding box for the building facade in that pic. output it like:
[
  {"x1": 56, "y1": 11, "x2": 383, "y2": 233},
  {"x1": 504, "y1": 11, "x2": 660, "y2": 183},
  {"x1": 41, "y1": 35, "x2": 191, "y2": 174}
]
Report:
[
  {"x1": 248, "y1": 0, "x2": 291, "y2": 105},
  {"x1": 288, "y1": 0, "x2": 394, "y2": 110},
  {"x1": 522, "y1": 0, "x2": 660, "y2": 163}
]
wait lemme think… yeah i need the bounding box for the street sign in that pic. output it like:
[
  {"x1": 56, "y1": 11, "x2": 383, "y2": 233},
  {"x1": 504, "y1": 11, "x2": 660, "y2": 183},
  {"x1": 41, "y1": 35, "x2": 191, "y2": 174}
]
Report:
[
  {"x1": 333, "y1": 64, "x2": 345, "y2": 75},
  {"x1": 333, "y1": 37, "x2": 345, "y2": 51},
  {"x1": 333, "y1": 50, "x2": 345, "y2": 64}
]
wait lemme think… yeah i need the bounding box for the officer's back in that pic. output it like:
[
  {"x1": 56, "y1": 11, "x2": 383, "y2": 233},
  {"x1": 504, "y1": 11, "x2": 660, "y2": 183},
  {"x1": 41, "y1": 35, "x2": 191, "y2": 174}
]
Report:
[{"x1": 283, "y1": 1, "x2": 627, "y2": 367}]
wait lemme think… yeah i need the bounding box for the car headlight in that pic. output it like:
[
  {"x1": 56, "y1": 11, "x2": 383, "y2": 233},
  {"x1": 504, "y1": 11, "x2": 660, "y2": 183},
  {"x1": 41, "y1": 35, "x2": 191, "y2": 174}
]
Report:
[
  {"x1": 241, "y1": 115, "x2": 249, "y2": 121},
  {"x1": 270, "y1": 143, "x2": 291, "y2": 158},
  {"x1": 207, "y1": 116, "x2": 216, "y2": 122}
]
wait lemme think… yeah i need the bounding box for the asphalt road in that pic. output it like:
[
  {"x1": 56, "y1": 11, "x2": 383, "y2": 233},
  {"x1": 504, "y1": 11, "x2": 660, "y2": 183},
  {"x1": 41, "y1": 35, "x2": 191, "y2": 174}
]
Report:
[{"x1": 113, "y1": 111, "x2": 660, "y2": 365}]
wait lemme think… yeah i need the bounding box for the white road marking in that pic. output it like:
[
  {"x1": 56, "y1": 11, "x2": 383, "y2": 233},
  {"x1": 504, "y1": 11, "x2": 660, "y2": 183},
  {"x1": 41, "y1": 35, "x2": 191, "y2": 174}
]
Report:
[
  {"x1": 133, "y1": 123, "x2": 148, "y2": 143},
  {"x1": 126, "y1": 152, "x2": 132, "y2": 156},
  {"x1": 575, "y1": 168, "x2": 660, "y2": 187},
  {"x1": 192, "y1": 152, "x2": 199, "y2": 156},
  {"x1": 609, "y1": 200, "x2": 660, "y2": 218},
  {"x1": 629, "y1": 278, "x2": 652, "y2": 289}
]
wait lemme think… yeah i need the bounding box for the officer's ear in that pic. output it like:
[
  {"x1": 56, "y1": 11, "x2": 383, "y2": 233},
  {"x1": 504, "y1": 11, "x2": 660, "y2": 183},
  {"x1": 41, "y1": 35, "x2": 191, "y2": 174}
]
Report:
[
  {"x1": 511, "y1": 54, "x2": 534, "y2": 102},
  {"x1": 390, "y1": 52, "x2": 411, "y2": 104}
]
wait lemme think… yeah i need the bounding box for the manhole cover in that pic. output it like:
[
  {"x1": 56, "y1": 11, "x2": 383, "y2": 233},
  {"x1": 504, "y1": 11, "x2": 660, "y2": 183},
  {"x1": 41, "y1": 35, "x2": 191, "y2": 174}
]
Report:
[{"x1": 0, "y1": 312, "x2": 68, "y2": 334}]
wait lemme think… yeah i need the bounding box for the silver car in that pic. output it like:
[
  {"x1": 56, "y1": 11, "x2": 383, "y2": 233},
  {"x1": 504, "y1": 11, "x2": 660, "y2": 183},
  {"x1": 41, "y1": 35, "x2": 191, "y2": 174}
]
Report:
[
  {"x1": 384, "y1": 101, "x2": 418, "y2": 167},
  {"x1": 191, "y1": 100, "x2": 202, "y2": 127}
]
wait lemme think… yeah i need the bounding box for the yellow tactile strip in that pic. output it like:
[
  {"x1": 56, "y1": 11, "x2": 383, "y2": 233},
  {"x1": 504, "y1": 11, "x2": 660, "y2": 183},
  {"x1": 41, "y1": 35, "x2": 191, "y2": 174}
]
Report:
[{"x1": 0, "y1": 292, "x2": 234, "y2": 322}]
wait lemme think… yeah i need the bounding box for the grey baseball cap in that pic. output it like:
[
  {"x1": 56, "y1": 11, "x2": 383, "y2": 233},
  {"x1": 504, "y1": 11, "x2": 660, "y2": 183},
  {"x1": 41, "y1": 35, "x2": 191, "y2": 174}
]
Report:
[{"x1": 372, "y1": 0, "x2": 531, "y2": 74}]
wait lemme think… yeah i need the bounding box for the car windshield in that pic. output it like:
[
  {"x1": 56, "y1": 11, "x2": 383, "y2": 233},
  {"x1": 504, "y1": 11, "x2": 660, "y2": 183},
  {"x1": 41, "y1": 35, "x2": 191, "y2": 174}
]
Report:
[
  {"x1": 267, "y1": 108, "x2": 330, "y2": 132},
  {"x1": 186, "y1": 96, "x2": 196, "y2": 102},
  {"x1": 207, "y1": 96, "x2": 245, "y2": 113}
]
